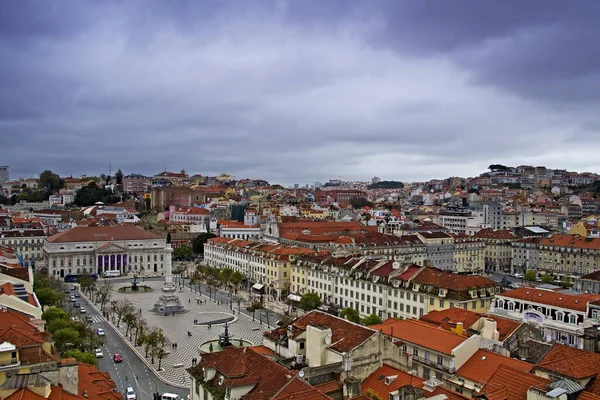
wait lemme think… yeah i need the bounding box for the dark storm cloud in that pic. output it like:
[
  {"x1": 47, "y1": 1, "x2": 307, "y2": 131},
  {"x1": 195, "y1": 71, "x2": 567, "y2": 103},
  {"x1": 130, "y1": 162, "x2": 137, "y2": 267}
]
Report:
[{"x1": 1, "y1": 0, "x2": 599, "y2": 185}]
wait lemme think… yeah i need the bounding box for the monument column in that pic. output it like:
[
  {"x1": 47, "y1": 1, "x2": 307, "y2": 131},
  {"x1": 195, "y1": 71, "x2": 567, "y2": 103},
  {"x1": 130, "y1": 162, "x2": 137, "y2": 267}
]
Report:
[{"x1": 153, "y1": 244, "x2": 184, "y2": 314}]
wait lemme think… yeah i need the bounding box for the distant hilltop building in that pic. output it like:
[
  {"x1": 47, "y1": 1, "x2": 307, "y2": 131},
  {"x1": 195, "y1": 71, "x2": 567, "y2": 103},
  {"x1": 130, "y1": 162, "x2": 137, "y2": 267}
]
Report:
[{"x1": 0, "y1": 166, "x2": 9, "y2": 183}]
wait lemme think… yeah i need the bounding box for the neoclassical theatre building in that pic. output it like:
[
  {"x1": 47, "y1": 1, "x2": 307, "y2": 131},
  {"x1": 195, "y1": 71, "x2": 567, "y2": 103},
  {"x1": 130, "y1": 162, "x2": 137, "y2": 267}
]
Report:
[{"x1": 43, "y1": 225, "x2": 171, "y2": 278}]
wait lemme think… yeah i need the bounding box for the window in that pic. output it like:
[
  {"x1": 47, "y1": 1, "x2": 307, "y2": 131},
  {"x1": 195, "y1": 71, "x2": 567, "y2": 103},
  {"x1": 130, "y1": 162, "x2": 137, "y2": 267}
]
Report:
[
  {"x1": 413, "y1": 347, "x2": 419, "y2": 357},
  {"x1": 439, "y1": 299, "x2": 445, "y2": 307},
  {"x1": 569, "y1": 314, "x2": 577, "y2": 324}
]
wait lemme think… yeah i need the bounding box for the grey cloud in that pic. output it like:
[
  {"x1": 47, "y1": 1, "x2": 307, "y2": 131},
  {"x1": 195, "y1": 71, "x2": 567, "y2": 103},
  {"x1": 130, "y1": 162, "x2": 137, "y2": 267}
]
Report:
[{"x1": 1, "y1": 1, "x2": 600, "y2": 185}]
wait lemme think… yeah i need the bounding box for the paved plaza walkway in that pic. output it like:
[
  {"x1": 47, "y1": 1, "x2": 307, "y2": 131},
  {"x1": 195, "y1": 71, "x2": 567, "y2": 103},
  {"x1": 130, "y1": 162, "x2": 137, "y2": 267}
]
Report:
[{"x1": 106, "y1": 279, "x2": 272, "y2": 386}]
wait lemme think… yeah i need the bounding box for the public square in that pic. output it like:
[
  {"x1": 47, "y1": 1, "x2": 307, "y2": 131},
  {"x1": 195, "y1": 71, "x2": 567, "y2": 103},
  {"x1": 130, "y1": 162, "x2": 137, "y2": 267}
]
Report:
[{"x1": 105, "y1": 277, "x2": 273, "y2": 386}]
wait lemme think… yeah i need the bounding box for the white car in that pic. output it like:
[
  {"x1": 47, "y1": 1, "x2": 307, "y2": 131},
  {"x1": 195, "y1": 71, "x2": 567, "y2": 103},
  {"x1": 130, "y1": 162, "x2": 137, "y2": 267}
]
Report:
[
  {"x1": 125, "y1": 387, "x2": 136, "y2": 400},
  {"x1": 95, "y1": 348, "x2": 103, "y2": 358},
  {"x1": 70, "y1": 296, "x2": 76, "y2": 302},
  {"x1": 97, "y1": 328, "x2": 105, "y2": 336}
]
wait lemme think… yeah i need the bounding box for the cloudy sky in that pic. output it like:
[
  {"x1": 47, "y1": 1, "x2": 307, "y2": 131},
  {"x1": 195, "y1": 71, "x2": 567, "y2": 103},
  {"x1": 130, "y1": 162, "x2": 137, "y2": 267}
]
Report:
[{"x1": 2, "y1": 1, "x2": 599, "y2": 185}]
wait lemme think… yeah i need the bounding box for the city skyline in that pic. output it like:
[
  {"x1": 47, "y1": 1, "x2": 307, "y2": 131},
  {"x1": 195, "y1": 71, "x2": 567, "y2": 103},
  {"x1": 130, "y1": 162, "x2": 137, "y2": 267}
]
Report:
[{"x1": 2, "y1": 1, "x2": 600, "y2": 185}]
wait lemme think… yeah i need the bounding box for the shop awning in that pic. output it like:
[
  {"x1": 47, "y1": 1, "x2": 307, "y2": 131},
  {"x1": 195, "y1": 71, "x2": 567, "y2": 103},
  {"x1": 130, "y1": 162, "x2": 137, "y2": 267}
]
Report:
[
  {"x1": 252, "y1": 283, "x2": 264, "y2": 290},
  {"x1": 287, "y1": 294, "x2": 301, "y2": 302}
]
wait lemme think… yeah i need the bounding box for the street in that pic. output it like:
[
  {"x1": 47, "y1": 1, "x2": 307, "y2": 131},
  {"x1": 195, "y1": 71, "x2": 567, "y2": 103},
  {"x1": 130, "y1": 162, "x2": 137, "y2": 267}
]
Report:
[{"x1": 79, "y1": 293, "x2": 189, "y2": 400}]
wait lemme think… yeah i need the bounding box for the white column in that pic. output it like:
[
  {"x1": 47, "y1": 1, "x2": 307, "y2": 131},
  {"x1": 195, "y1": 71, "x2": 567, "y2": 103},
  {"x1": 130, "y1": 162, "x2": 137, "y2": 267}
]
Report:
[{"x1": 165, "y1": 245, "x2": 173, "y2": 284}]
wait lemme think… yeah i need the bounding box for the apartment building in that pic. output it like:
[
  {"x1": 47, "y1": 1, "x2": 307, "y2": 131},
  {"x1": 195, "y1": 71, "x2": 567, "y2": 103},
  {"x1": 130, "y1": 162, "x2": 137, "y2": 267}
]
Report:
[
  {"x1": 416, "y1": 231, "x2": 455, "y2": 270},
  {"x1": 538, "y1": 234, "x2": 600, "y2": 277},
  {"x1": 489, "y1": 287, "x2": 600, "y2": 349},
  {"x1": 169, "y1": 206, "x2": 211, "y2": 227},
  {"x1": 294, "y1": 255, "x2": 499, "y2": 320},
  {"x1": 474, "y1": 229, "x2": 518, "y2": 273},
  {"x1": 0, "y1": 229, "x2": 46, "y2": 266},
  {"x1": 439, "y1": 208, "x2": 485, "y2": 235},
  {"x1": 511, "y1": 237, "x2": 542, "y2": 274},
  {"x1": 370, "y1": 318, "x2": 479, "y2": 381},
  {"x1": 452, "y1": 234, "x2": 486, "y2": 273},
  {"x1": 122, "y1": 174, "x2": 150, "y2": 194}
]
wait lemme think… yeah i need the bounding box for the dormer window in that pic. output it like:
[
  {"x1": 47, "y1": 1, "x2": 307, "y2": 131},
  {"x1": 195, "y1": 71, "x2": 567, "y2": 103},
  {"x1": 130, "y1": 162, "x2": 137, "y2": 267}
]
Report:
[
  {"x1": 569, "y1": 314, "x2": 577, "y2": 324},
  {"x1": 556, "y1": 311, "x2": 564, "y2": 321}
]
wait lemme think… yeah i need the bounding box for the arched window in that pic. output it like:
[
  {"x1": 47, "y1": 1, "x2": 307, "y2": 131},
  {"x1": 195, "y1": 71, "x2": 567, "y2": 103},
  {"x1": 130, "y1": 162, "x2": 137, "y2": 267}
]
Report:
[
  {"x1": 569, "y1": 314, "x2": 577, "y2": 324},
  {"x1": 52, "y1": 260, "x2": 56, "y2": 268},
  {"x1": 497, "y1": 299, "x2": 505, "y2": 309}
]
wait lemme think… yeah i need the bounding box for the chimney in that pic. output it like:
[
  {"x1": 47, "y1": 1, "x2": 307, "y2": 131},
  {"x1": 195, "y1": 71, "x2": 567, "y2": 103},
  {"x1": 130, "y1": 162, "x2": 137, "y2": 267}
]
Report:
[
  {"x1": 481, "y1": 318, "x2": 499, "y2": 341},
  {"x1": 455, "y1": 322, "x2": 464, "y2": 336},
  {"x1": 423, "y1": 377, "x2": 444, "y2": 392}
]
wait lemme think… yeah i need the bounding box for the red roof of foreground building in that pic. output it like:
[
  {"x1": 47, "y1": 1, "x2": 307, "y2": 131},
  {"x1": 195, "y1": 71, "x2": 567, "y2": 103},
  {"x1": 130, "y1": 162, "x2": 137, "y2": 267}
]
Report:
[
  {"x1": 482, "y1": 365, "x2": 550, "y2": 400},
  {"x1": 291, "y1": 310, "x2": 377, "y2": 353},
  {"x1": 535, "y1": 343, "x2": 600, "y2": 379},
  {"x1": 361, "y1": 364, "x2": 424, "y2": 399},
  {"x1": 456, "y1": 349, "x2": 533, "y2": 386},
  {"x1": 368, "y1": 319, "x2": 467, "y2": 355}
]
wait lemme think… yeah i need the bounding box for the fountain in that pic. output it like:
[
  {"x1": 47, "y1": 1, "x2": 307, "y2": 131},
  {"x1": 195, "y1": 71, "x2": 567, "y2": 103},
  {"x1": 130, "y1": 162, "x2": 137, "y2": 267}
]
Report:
[
  {"x1": 153, "y1": 247, "x2": 185, "y2": 314},
  {"x1": 118, "y1": 274, "x2": 153, "y2": 293},
  {"x1": 199, "y1": 321, "x2": 253, "y2": 353}
]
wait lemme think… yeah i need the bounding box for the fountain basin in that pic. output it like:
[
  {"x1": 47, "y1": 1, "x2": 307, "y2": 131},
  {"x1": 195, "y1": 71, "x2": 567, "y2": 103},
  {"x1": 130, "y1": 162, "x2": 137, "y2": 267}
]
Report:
[
  {"x1": 199, "y1": 338, "x2": 253, "y2": 354},
  {"x1": 118, "y1": 285, "x2": 153, "y2": 293}
]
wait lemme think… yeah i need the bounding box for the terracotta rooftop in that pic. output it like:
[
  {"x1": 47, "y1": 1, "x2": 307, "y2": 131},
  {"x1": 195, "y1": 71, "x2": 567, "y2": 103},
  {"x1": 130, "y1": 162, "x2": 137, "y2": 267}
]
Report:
[
  {"x1": 291, "y1": 310, "x2": 377, "y2": 353},
  {"x1": 412, "y1": 267, "x2": 499, "y2": 291},
  {"x1": 540, "y1": 234, "x2": 600, "y2": 250},
  {"x1": 47, "y1": 225, "x2": 161, "y2": 243},
  {"x1": 535, "y1": 343, "x2": 600, "y2": 379},
  {"x1": 498, "y1": 287, "x2": 600, "y2": 312},
  {"x1": 474, "y1": 228, "x2": 518, "y2": 240},
  {"x1": 361, "y1": 364, "x2": 424, "y2": 399},
  {"x1": 456, "y1": 349, "x2": 533, "y2": 386},
  {"x1": 273, "y1": 376, "x2": 333, "y2": 400},
  {"x1": 483, "y1": 365, "x2": 550, "y2": 400},
  {"x1": 420, "y1": 307, "x2": 522, "y2": 341},
  {"x1": 368, "y1": 319, "x2": 467, "y2": 355}
]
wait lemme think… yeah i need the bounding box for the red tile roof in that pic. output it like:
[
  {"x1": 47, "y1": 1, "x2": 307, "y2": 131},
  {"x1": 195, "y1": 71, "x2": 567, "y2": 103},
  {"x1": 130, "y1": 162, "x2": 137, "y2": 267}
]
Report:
[
  {"x1": 483, "y1": 365, "x2": 551, "y2": 400},
  {"x1": 419, "y1": 307, "x2": 522, "y2": 341},
  {"x1": 47, "y1": 225, "x2": 161, "y2": 243},
  {"x1": 535, "y1": 343, "x2": 600, "y2": 379},
  {"x1": 273, "y1": 377, "x2": 333, "y2": 400},
  {"x1": 361, "y1": 364, "x2": 424, "y2": 399},
  {"x1": 498, "y1": 287, "x2": 600, "y2": 312},
  {"x1": 291, "y1": 310, "x2": 377, "y2": 353},
  {"x1": 456, "y1": 349, "x2": 533, "y2": 386},
  {"x1": 368, "y1": 319, "x2": 467, "y2": 355},
  {"x1": 412, "y1": 267, "x2": 499, "y2": 291},
  {"x1": 540, "y1": 234, "x2": 600, "y2": 250}
]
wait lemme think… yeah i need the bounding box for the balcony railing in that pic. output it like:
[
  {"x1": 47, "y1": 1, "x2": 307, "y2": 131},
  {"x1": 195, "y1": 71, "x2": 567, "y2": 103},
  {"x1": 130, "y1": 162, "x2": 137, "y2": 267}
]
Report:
[
  {"x1": 411, "y1": 355, "x2": 455, "y2": 374},
  {"x1": 0, "y1": 359, "x2": 20, "y2": 370}
]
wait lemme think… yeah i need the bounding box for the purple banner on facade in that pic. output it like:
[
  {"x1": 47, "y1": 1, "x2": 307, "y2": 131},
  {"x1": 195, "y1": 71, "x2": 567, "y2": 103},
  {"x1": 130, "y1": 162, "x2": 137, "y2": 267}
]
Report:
[
  {"x1": 104, "y1": 255, "x2": 109, "y2": 267},
  {"x1": 123, "y1": 254, "x2": 127, "y2": 266},
  {"x1": 117, "y1": 255, "x2": 121, "y2": 267},
  {"x1": 98, "y1": 256, "x2": 103, "y2": 267}
]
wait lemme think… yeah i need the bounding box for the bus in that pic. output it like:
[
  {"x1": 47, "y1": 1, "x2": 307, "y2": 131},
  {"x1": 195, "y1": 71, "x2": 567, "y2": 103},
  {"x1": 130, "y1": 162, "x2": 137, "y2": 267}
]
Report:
[
  {"x1": 64, "y1": 274, "x2": 99, "y2": 283},
  {"x1": 102, "y1": 270, "x2": 121, "y2": 278}
]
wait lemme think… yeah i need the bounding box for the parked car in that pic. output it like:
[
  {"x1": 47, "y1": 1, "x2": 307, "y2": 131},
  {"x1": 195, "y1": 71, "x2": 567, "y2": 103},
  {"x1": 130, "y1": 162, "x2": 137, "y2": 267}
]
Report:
[
  {"x1": 160, "y1": 393, "x2": 184, "y2": 400},
  {"x1": 95, "y1": 348, "x2": 103, "y2": 358},
  {"x1": 79, "y1": 308, "x2": 86, "y2": 313},
  {"x1": 86, "y1": 316, "x2": 93, "y2": 323},
  {"x1": 113, "y1": 353, "x2": 123, "y2": 363},
  {"x1": 97, "y1": 328, "x2": 105, "y2": 336},
  {"x1": 125, "y1": 387, "x2": 136, "y2": 400},
  {"x1": 74, "y1": 302, "x2": 81, "y2": 308}
]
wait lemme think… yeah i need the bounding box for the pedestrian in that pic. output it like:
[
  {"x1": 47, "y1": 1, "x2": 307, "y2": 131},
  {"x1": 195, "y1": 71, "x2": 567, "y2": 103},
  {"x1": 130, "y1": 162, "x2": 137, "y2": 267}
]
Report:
[
  {"x1": 172, "y1": 312, "x2": 175, "y2": 316},
  {"x1": 189, "y1": 298, "x2": 191, "y2": 304},
  {"x1": 197, "y1": 299, "x2": 199, "y2": 304},
  {"x1": 208, "y1": 324, "x2": 211, "y2": 330},
  {"x1": 175, "y1": 343, "x2": 178, "y2": 349}
]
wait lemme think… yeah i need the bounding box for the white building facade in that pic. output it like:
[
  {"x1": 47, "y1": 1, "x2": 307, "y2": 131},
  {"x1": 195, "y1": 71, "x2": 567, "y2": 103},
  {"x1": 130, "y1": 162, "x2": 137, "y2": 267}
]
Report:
[{"x1": 43, "y1": 225, "x2": 171, "y2": 278}]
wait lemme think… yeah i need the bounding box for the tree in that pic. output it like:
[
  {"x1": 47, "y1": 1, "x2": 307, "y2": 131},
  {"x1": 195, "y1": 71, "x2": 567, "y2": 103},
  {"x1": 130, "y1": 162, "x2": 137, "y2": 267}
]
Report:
[
  {"x1": 113, "y1": 299, "x2": 135, "y2": 327},
  {"x1": 95, "y1": 280, "x2": 113, "y2": 311},
  {"x1": 42, "y1": 308, "x2": 69, "y2": 324},
  {"x1": 166, "y1": 232, "x2": 172, "y2": 244},
  {"x1": 299, "y1": 292, "x2": 322, "y2": 312},
  {"x1": 123, "y1": 312, "x2": 138, "y2": 338},
  {"x1": 62, "y1": 350, "x2": 97, "y2": 365},
  {"x1": 229, "y1": 271, "x2": 243, "y2": 289},
  {"x1": 247, "y1": 300, "x2": 263, "y2": 321},
  {"x1": 173, "y1": 245, "x2": 193, "y2": 260},
  {"x1": 349, "y1": 196, "x2": 372, "y2": 209},
  {"x1": 193, "y1": 232, "x2": 217, "y2": 254},
  {"x1": 115, "y1": 169, "x2": 124, "y2": 185},
  {"x1": 219, "y1": 268, "x2": 234, "y2": 285},
  {"x1": 541, "y1": 274, "x2": 554, "y2": 284},
  {"x1": 340, "y1": 307, "x2": 361, "y2": 324},
  {"x1": 38, "y1": 170, "x2": 64, "y2": 194},
  {"x1": 36, "y1": 287, "x2": 60, "y2": 312},
  {"x1": 47, "y1": 318, "x2": 73, "y2": 334},
  {"x1": 524, "y1": 270, "x2": 537, "y2": 281},
  {"x1": 362, "y1": 314, "x2": 383, "y2": 326},
  {"x1": 53, "y1": 327, "x2": 80, "y2": 353},
  {"x1": 135, "y1": 318, "x2": 148, "y2": 346}
]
